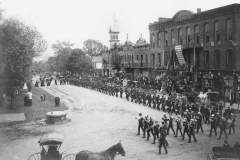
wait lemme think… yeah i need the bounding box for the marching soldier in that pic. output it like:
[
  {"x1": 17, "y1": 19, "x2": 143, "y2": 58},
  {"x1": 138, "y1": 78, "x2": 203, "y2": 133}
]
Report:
[
  {"x1": 146, "y1": 117, "x2": 154, "y2": 141},
  {"x1": 156, "y1": 95, "x2": 160, "y2": 110},
  {"x1": 126, "y1": 90, "x2": 129, "y2": 101},
  {"x1": 196, "y1": 112, "x2": 204, "y2": 134},
  {"x1": 147, "y1": 94, "x2": 152, "y2": 107},
  {"x1": 175, "y1": 115, "x2": 183, "y2": 137},
  {"x1": 182, "y1": 118, "x2": 190, "y2": 141},
  {"x1": 152, "y1": 94, "x2": 156, "y2": 109},
  {"x1": 167, "y1": 113, "x2": 175, "y2": 135},
  {"x1": 120, "y1": 88, "x2": 123, "y2": 98},
  {"x1": 152, "y1": 121, "x2": 160, "y2": 144},
  {"x1": 229, "y1": 113, "x2": 236, "y2": 135},
  {"x1": 142, "y1": 116, "x2": 149, "y2": 138},
  {"x1": 136, "y1": 113, "x2": 144, "y2": 135},
  {"x1": 209, "y1": 114, "x2": 217, "y2": 137},
  {"x1": 159, "y1": 125, "x2": 168, "y2": 154},
  {"x1": 188, "y1": 119, "x2": 197, "y2": 143},
  {"x1": 218, "y1": 116, "x2": 228, "y2": 140}
]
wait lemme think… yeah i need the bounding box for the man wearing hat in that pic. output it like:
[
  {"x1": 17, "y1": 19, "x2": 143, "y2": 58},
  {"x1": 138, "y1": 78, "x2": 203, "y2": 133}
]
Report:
[
  {"x1": 158, "y1": 125, "x2": 168, "y2": 154},
  {"x1": 188, "y1": 119, "x2": 197, "y2": 143},
  {"x1": 182, "y1": 118, "x2": 190, "y2": 141},
  {"x1": 175, "y1": 115, "x2": 183, "y2": 137},
  {"x1": 228, "y1": 113, "x2": 236, "y2": 135},
  {"x1": 218, "y1": 116, "x2": 228, "y2": 140},
  {"x1": 209, "y1": 114, "x2": 217, "y2": 137},
  {"x1": 136, "y1": 113, "x2": 144, "y2": 135},
  {"x1": 167, "y1": 113, "x2": 175, "y2": 135},
  {"x1": 196, "y1": 112, "x2": 204, "y2": 134},
  {"x1": 152, "y1": 121, "x2": 160, "y2": 144}
]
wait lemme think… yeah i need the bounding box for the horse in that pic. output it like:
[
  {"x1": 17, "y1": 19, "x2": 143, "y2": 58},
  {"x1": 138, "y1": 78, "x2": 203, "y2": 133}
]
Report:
[{"x1": 75, "y1": 141, "x2": 125, "y2": 160}]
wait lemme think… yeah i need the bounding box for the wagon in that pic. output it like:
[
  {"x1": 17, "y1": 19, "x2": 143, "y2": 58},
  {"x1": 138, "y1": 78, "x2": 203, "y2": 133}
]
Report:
[
  {"x1": 207, "y1": 146, "x2": 240, "y2": 160},
  {"x1": 27, "y1": 133, "x2": 76, "y2": 160}
]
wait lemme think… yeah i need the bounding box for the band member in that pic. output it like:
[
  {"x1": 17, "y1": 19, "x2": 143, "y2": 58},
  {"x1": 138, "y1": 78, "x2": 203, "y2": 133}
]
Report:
[
  {"x1": 146, "y1": 117, "x2": 154, "y2": 141},
  {"x1": 188, "y1": 119, "x2": 197, "y2": 143},
  {"x1": 229, "y1": 113, "x2": 236, "y2": 135},
  {"x1": 209, "y1": 114, "x2": 217, "y2": 136},
  {"x1": 136, "y1": 113, "x2": 144, "y2": 135},
  {"x1": 196, "y1": 112, "x2": 204, "y2": 134},
  {"x1": 167, "y1": 113, "x2": 175, "y2": 135},
  {"x1": 218, "y1": 116, "x2": 228, "y2": 140},
  {"x1": 182, "y1": 118, "x2": 190, "y2": 141},
  {"x1": 152, "y1": 121, "x2": 160, "y2": 144},
  {"x1": 175, "y1": 115, "x2": 182, "y2": 137},
  {"x1": 159, "y1": 126, "x2": 168, "y2": 154}
]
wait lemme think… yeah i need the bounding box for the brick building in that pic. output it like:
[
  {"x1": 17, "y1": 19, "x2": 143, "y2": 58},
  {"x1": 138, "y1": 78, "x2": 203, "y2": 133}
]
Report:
[{"x1": 149, "y1": 3, "x2": 240, "y2": 93}]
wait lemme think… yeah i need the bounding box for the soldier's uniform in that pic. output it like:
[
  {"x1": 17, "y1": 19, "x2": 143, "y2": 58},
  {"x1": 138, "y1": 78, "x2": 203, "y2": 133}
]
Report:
[
  {"x1": 147, "y1": 94, "x2": 152, "y2": 107},
  {"x1": 175, "y1": 115, "x2": 183, "y2": 137},
  {"x1": 146, "y1": 118, "x2": 154, "y2": 141},
  {"x1": 136, "y1": 113, "x2": 144, "y2": 135},
  {"x1": 142, "y1": 116, "x2": 149, "y2": 138},
  {"x1": 182, "y1": 118, "x2": 190, "y2": 140},
  {"x1": 209, "y1": 114, "x2": 217, "y2": 136},
  {"x1": 196, "y1": 112, "x2": 204, "y2": 134},
  {"x1": 152, "y1": 121, "x2": 160, "y2": 144},
  {"x1": 120, "y1": 88, "x2": 123, "y2": 98},
  {"x1": 229, "y1": 113, "x2": 236, "y2": 135},
  {"x1": 188, "y1": 119, "x2": 197, "y2": 143},
  {"x1": 158, "y1": 127, "x2": 168, "y2": 154},
  {"x1": 218, "y1": 116, "x2": 228, "y2": 140},
  {"x1": 167, "y1": 114, "x2": 175, "y2": 135}
]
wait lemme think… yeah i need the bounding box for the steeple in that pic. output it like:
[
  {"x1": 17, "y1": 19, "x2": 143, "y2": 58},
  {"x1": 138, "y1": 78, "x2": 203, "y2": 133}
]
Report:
[{"x1": 109, "y1": 14, "x2": 120, "y2": 49}]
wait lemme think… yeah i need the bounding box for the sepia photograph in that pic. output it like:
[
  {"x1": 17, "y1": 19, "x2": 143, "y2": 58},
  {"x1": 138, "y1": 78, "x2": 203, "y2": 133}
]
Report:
[{"x1": 0, "y1": 0, "x2": 240, "y2": 160}]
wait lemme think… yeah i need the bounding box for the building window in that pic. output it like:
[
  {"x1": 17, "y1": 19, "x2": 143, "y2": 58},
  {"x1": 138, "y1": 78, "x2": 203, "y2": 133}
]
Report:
[
  {"x1": 141, "y1": 55, "x2": 143, "y2": 65},
  {"x1": 226, "y1": 50, "x2": 233, "y2": 65},
  {"x1": 204, "y1": 51, "x2": 209, "y2": 65},
  {"x1": 165, "y1": 31, "x2": 168, "y2": 47},
  {"x1": 152, "y1": 54, "x2": 155, "y2": 65},
  {"x1": 214, "y1": 21, "x2": 220, "y2": 42},
  {"x1": 226, "y1": 19, "x2": 233, "y2": 40},
  {"x1": 164, "y1": 51, "x2": 168, "y2": 66},
  {"x1": 214, "y1": 50, "x2": 220, "y2": 66},
  {"x1": 158, "y1": 53, "x2": 161, "y2": 66},
  {"x1": 158, "y1": 32, "x2": 161, "y2": 47},
  {"x1": 186, "y1": 27, "x2": 191, "y2": 45},
  {"x1": 145, "y1": 55, "x2": 148, "y2": 64},
  {"x1": 194, "y1": 25, "x2": 200, "y2": 44},
  {"x1": 204, "y1": 23, "x2": 210, "y2": 43},
  {"x1": 151, "y1": 33, "x2": 155, "y2": 48},
  {"x1": 171, "y1": 29, "x2": 175, "y2": 45},
  {"x1": 136, "y1": 55, "x2": 139, "y2": 61},
  {"x1": 178, "y1": 28, "x2": 183, "y2": 45}
]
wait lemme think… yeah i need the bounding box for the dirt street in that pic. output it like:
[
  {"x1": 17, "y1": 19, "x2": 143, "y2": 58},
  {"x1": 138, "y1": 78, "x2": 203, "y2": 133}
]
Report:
[{"x1": 0, "y1": 85, "x2": 239, "y2": 160}]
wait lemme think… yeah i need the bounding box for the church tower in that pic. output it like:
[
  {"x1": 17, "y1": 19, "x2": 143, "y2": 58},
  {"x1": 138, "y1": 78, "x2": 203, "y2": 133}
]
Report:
[{"x1": 109, "y1": 16, "x2": 120, "y2": 49}]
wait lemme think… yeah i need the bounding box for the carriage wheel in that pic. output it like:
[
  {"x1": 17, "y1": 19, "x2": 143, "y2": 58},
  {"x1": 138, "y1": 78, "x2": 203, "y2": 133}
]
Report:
[
  {"x1": 62, "y1": 153, "x2": 76, "y2": 160},
  {"x1": 27, "y1": 152, "x2": 41, "y2": 160}
]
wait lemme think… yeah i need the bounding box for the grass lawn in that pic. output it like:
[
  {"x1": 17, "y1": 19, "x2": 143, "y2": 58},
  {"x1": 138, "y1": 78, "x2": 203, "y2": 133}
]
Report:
[{"x1": 0, "y1": 87, "x2": 68, "y2": 121}]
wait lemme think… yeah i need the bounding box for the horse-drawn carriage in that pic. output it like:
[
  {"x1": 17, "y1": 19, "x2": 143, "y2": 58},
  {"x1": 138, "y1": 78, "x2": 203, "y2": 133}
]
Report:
[
  {"x1": 28, "y1": 133, "x2": 126, "y2": 160},
  {"x1": 27, "y1": 133, "x2": 75, "y2": 160},
  {"x1": 207, "y1": 144, "x2": 240, "y2": 160}
]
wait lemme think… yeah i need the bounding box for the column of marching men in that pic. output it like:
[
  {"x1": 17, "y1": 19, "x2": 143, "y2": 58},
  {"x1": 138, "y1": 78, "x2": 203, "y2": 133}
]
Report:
[
  {"x1": 68, "y1": 76, "x2": 237, "y2": 155},
  {"x1": 33, "y1": 73, "x2": 237, "y2": 154}
]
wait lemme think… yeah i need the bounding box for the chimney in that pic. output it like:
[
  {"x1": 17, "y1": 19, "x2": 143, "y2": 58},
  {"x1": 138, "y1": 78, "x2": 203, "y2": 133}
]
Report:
[{"x1": 197, "y1": 8, "x2": 201, "y2": 13}]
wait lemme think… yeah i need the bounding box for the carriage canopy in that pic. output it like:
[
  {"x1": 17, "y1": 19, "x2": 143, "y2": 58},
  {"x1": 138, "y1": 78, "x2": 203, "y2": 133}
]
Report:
[{"x1": 39, "y1": 133, "x2": 64, "y2": 146}]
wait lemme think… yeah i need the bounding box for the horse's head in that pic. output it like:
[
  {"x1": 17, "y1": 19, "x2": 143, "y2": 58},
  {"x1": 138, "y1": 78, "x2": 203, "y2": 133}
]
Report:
[{"x1": 116, "y1": 141, "x2": 126, "y2": 156}]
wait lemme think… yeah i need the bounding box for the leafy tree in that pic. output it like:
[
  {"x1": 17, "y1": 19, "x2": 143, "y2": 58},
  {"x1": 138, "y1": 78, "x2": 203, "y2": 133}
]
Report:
[
  {"x1": 0, "y1": 18, "x2": 47, "y2": 108},
  {"x1": 83, "y1": 39, "x2": 107, "y2": 57},
  {"x1": 66, "y1": 48, "x2": 93, "y2": 74}
]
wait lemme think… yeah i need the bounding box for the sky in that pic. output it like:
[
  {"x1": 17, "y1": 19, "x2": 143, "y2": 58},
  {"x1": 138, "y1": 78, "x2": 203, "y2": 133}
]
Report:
[{"x1": 1, "y1": 0, "x2": 239, "y2": 61}]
